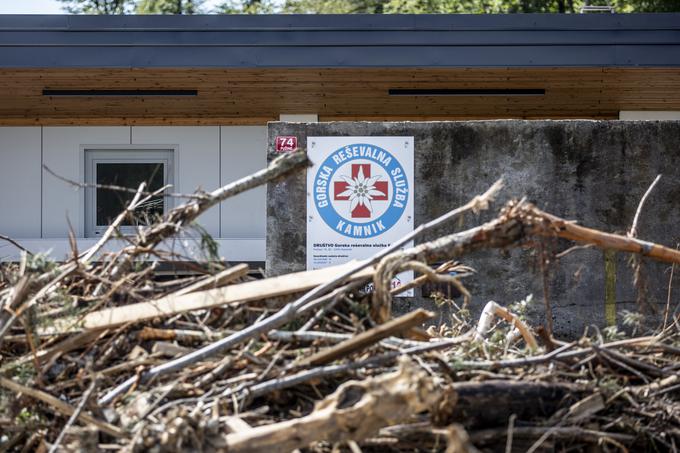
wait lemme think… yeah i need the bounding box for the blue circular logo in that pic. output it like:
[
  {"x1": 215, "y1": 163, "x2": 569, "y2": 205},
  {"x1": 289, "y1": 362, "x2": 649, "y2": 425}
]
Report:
[{"x1": 312, "y1": 143, "x2": 409, "y2": 239}]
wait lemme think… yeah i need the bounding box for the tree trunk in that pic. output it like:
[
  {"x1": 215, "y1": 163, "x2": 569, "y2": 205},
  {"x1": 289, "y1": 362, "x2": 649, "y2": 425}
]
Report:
[{"x1": 448, "y1": 381, "x2": 585, "y2": 429}]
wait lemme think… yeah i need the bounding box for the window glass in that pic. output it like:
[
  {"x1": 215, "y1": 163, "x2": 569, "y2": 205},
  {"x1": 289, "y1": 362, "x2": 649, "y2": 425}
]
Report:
[
  {"x1": 84, "y1": 149, "x2": 174, "y2": 237},
  {"x1": 95, "y1": 162, "x2": 165, "y2": 226}
]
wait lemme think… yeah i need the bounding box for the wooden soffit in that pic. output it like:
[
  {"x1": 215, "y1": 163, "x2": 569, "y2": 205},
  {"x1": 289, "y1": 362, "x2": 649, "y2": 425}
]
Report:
[{"x1": 0, "y1": 67, "x2": 679, "y2": 125}]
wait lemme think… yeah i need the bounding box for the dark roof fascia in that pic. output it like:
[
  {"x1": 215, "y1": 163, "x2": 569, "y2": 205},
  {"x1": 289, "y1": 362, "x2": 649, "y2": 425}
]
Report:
[
  {"x1": 0, "y1": 13, "x2": 679, "y2": 68},
  {"x1": 2, "y1": 13, "x2": 680, "y2": 30}
]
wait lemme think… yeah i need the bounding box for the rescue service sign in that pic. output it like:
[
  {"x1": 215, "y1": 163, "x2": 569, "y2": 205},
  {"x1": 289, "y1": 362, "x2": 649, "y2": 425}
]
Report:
[{"x1": 307, "y1": 136, "x2": 414, "y2": 295}]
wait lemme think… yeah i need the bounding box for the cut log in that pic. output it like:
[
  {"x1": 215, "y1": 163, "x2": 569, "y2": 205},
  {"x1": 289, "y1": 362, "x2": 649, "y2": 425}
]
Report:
[
  {"x1": 448, "y1": 381, "x2": 585, "y2": 429},
  {"x1": 223, "y1": 357, "x2": 453, "y2": 453}
]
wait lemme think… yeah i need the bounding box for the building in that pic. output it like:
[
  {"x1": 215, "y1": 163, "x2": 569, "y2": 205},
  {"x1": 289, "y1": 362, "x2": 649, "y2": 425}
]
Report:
[{"x1": 0, "y1": 13, "x2": 679, "y2": 264}]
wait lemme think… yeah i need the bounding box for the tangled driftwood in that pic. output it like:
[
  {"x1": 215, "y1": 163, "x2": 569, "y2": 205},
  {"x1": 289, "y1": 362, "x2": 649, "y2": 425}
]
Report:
[
  {"x1": 223, "y1": 358, "x2": 454, "y2": 452},
  {"x1": 0, "y1": 153, "x2": 678, "y2": 452}
]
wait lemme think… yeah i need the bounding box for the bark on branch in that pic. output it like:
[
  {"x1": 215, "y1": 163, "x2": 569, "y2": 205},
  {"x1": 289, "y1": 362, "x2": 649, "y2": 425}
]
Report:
[
  {"x1": 223, "y1": 357, "x2": 454, "y2": 452},
  {"x1": 129, "y1": 150, "x2": 309, "y2": 254}
]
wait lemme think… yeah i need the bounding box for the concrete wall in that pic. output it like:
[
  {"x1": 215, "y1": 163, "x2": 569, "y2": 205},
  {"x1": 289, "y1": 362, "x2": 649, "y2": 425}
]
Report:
[
  {"x1": 266, "y1": 120, "x2": 680, "y2": 337},
  {"x1": 0, "y1": 126, "x2": 267, "y2": 261}
]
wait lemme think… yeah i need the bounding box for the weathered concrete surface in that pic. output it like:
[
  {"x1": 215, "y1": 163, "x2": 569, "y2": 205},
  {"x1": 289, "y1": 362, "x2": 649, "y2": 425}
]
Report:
[{"x1": 267, "y1": 121, "x2": 680, "y2": 338}]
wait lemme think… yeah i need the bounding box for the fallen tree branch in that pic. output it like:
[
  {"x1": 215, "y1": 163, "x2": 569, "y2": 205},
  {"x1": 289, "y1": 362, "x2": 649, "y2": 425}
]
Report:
[
  {"x1": 474, "y1": 301, "x2": 538, "y2": 351},
  {"x1": 296, "y1": 308, "x2": 434, "y2": 366},
  {"x1": 223, "y1": 357, "x2": 453, "y2": 452},
  {"x1": 47, "y1": 378, "x2": 98, "y2": 453},
  {"x1": 469, "y1": 426, "x2": 635, "y2": 445},
  {"x1": 125, "y1": 150, "x2": 309, "y2": 257},
  {"x1": 94, "y1": 150, "x2": 309, "y2": 289},
  {"x1": 79, "y1": 182, "x2": 149, "y2": 264},
  {"x1": 227, "y1": 334, "x2": 473, "y2": 402},
  {"x1": 100, "y1": 197, "x2": 680, "y2": 406},
  {"x1": 628, "y1": 174, "x2": 662, "y2": 239},
  {"x1": 0, "y1": 184, "x2": 156, "y2": 344},
  {"x1": 267, "y1": 329, "x2": 424, "y2": 349},
  {"x1": 402, "y1": 200, "x2": 680, "y2": 267},
  {"x1": 0, "y1": 377, "x2": 126, "y2": 438},
  {"x1": 529, "y1": 204, "x2": 680, "y2": 265},
  {"x1": 98, "y1": 180, "x2": 503, "y2": 405},
  {"x1": 0, "y1": 234, "x2": 33, "y2": 255},
  {"x1": 0, "y1": 266, "x2": 73, "y2": 345},
  {"x1": 0, "y1": 275, "x2": 32, "y2": 348}
]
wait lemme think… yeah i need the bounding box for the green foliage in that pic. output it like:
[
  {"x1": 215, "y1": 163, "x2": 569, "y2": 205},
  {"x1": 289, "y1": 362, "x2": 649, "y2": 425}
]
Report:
[
  {"x1": 16, "y1": 408, "x2": 34, "y2": 424},
  {"x1": 25, "y1": 252, "x2": 57, "y2": 275},
  {"x1": 612, "y1": 0, "x2": 680, "y2": 12},
  {"x1": 509, "y1": 293, "x2": 534, "y2": 321},
  {"x1": 430, "y1": 291, "x2": 453, "y2": 308},
  {"x1": 58, "y1": 0, "x2": 132, "y2": 14},
  {"x1": 273, "y1": 0, "x2": 679, "y2": 13},
  {"x1": 597, "y1": 374, "x2": 623, "y2": 394},
  {"x1": 621, "y1": 309, "x2": 644, "y2": 327},
  {"x1": 282, "y1": 0, "x2": 391, "y2": 13},
  {"x1": 621, "y1": 309, "x2": 645, "y2": 335},
  {"x1": 59, "y1": 0, "x2": 205, "y2": 14},
  {"x1": 13, "y1": 363, "x2": 37, "y2": 385},
  {"x1": 384, "y1": 0, "x2": 510, "y2": 13},
  {"x1": 347, "y1": 298, "x2": 369, "y2": 318},
  {"x1": 428, "y1": 291, "x2": 472, "y2": 338},
  {"x1": 58, "y1": 0, "x2": 680, "y2": 14},
  {"x1": 218, "y1": 0, "x2": 278, "y2": 13},
  {"x1": 136, "y1": 0, "x2": 205, "y2": 14},
  {"x1": 191, "y1": 223, "x2": 221, "y2": 263},
  {"x1": 603, "y1": 325, "x2": 626, "y2": 341},
  {"x1": 601, "y1": 310, "x2": 646, "y2": 340}
]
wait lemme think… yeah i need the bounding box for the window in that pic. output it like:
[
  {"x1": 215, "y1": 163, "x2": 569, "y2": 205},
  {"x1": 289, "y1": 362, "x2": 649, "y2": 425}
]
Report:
[{"x1": 84, "y1": 149, "x2": 174, "y2": 237}]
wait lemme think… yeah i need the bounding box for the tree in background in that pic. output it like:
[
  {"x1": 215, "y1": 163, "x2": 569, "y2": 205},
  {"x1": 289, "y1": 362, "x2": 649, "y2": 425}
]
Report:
[
  {"x1": 58, "y1": 0, "x2": 131, "y2": 13},
  {"x1": 56, "y1": 0, "x2": 680, "y2": 14},
  {"x1": 136, "y1": 0, "x2": 205, "y2": 13},
  {"x1": 217, "y1": 0, "x2": 277, "y2": 14},
  {"x1": 382, "y1": 0, "x2": 582, "y2": 13},
  {"x1": 59, "y1": 0, "x2": 205, "y2": 13},
  {"x1": 612, "y1": 0, "x2": 680, "y2": 12},
  {"x1": 381, "y1": 0, "x2": 680, "y2": 13},
  {"x1": 282, "y1": 0, "x2": 392, "y2": 13},
  {"x1": 286, "y1": 0, "x2": 680, "y2": 13},
  {"x1": 278, "y1": 0, "x2": 680, "y2": 13}
]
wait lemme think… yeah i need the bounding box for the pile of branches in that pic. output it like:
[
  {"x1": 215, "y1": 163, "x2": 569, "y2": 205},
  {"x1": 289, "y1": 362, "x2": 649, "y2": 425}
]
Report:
[{"x1": 0, "y1": 151, "x2": 678, "y2": 452}]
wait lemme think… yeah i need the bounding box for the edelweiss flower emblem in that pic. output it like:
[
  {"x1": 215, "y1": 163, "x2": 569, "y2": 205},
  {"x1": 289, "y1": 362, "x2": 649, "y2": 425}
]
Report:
[
  {"x1": 315, "y1": 144, "x2": 408, "y2": 238},
  {"x1": 336, "y1": 165, "x2": 386, "y2": 215}
]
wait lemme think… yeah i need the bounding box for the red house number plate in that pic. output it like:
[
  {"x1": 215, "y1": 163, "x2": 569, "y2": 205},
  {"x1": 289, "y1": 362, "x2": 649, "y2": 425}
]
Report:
[{"x1": 275, "y1": 136, "x2": 298, "y2": 152}]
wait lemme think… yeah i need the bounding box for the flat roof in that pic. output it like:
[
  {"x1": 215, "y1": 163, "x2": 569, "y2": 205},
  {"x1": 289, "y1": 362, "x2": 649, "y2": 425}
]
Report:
[{"x1": 0, "y1": 13, "x2": 679, "y2": 68}]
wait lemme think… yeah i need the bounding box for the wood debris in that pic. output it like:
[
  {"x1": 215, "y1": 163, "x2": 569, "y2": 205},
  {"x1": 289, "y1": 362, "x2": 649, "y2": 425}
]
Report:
[{"x1": 0, "y1": 154, "x2": 678, "y2": 452}]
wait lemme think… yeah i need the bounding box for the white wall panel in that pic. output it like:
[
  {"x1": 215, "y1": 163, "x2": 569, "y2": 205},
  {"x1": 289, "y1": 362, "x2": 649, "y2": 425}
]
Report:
[
  {"x1": 42, "y1": 127, "x2": 130, "y2": 237},
  {"x1": 279, "y1": 114, "x2": 318, "y2": 122},
  {"x1": 0, "y1": 238, "x2": 264, "y2": 263},
  {"x1": 619, "y1": 111, "x2": 680, "y2": 120},
  {"x1": 0, "y1": 127, "x2": 41, "y2": 239},
  {"x1": 220, "y1": 126, "x2": 267, "y2": 239},
  {"x1": 132, "y1": 126, "x2": 220, "y2": 237}
]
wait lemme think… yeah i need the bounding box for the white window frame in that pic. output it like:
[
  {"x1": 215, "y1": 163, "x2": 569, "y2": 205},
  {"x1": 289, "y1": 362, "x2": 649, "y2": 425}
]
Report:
[{"x1": 84, "y1": 148, "x2": 177, "y2": 237}]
